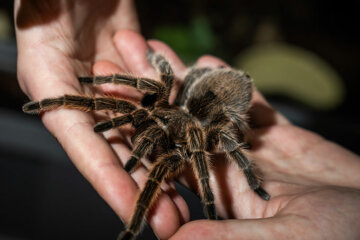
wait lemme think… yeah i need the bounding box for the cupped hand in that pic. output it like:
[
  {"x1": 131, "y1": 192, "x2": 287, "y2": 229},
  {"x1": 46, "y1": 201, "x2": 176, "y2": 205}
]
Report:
[
  {"x1": 110, "y1": 31, "x2": 360, "y2": 239},
  {"x1": 15, "y1": 1, "x2": 189, "y2": 239}
]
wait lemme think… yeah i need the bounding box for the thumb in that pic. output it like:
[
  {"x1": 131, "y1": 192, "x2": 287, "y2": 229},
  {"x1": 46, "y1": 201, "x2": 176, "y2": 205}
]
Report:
[{"x1": 169, "y1": 215, "x2": 307, "y2": 240}]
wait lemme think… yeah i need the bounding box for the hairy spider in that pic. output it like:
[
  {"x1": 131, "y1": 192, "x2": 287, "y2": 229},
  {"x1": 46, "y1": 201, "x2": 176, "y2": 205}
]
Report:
[{"x1": 22, "y1": 50, "x2": 270, "y2": 240}]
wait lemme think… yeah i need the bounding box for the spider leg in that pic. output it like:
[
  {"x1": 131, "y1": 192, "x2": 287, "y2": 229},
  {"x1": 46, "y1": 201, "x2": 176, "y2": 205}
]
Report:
[
  {"x1": 139, "y1": 50, "x2": 175, "y2": 108},
  {"x1": 228, "y1": 147, "x2": 270, "y2": 200},
  {"x1": 206, "y1": 115, "x2": 270, "y2": 201},
  {"x1": 186, "y1": 123, "x2": 217, "y2": 219},
  {"x1": 93, "y1": 109, "x2": 149, "y2": 132},
  {"x1": 118, "y1": 151, "x2": 184, "y2": 240},
  {"x1": 146, "y1": 50, "x2": 174, "y2": 95},
  {"x1": 93, "y1": 107, "x2": 168, "y2": 173},
  {"x1": 79, "y1": 74, "x2": 162, "y2": 93},
  {"x1": 125, "y1": 124, "x2": 168, "y2": 173},
  {"x1": 79, "y1": 74, "x2": 168, "y2": 106},
  {"x1": 22, "y1": 95, "x2": 136, "y2": 114}
]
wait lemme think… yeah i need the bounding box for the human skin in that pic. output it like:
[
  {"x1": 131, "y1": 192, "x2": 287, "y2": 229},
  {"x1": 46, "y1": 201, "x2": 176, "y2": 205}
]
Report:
[
  {"x1": 109, "y1": 31, "x2": 360, "y2": 239},
  {"x1": 15, "y1": 1, "x2": 360, "y2": 238},
  {"x1": 15, "y1": 1, "x2": 188, "y2": 239}
]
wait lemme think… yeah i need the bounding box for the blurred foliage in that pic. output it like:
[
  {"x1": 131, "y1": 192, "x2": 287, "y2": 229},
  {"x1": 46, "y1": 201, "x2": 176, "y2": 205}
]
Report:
[
  {"x1": 153, "y1": 16, "x2": 217, "y2": 64},
  {"x1": 138, "y1": 0, "x2": 360, "y2": 113},
  {"x1": 153, "y1": 14, "x2": 345, "y2": 110}
]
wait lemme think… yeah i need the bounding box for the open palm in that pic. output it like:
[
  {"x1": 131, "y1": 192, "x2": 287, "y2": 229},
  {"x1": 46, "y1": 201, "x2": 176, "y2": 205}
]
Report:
[
  {"x1": 171, "y1": 123, "x2": 360, "y2": 239},
  {"x1": 139, "y1": 42, "x2": 360, "y2": 240},
  {"x1": 111, "y1": 31, "x2": 360, "y2": 239},
  {"x1": 16, "y1": 1, "x2": 185, "y2": 239},
  {"x1": 16, "y1": 1, "x2": 199, "y2": 238}
]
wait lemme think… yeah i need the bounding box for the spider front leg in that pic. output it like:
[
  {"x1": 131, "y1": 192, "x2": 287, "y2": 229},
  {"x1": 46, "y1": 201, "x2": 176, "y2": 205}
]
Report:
[
  {"x1": 146, "y1": 50, "x2": 174, "y2": 94},
  {"x1": 23, "y1": 95, "x2": 136, "y2": 114},
  {"x1": 186, "y1": 123, "x2": 217, "y2": 219},
  {"x1": 118, "y1": 151, "x2": 184, "y2": 240},
  {"x1": 79, "y1": 74, "x2": 168, "y2": 107}
]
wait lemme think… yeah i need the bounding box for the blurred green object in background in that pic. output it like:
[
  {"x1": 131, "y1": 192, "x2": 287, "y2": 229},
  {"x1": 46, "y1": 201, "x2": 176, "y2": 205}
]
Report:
[
  {"x1": 153, "y1": 16, "x2": 217, "y2": 64},
  {"x1": 235, "y1": 43, "x2": 345, "y2": 110},
  {"x1": 0, "y1": 9, "x2": 11, "y2": 40}
]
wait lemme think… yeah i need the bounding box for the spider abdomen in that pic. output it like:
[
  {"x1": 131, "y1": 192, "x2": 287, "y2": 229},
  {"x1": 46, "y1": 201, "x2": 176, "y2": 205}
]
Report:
[{"x1": 182, "y1": 68, "x2": 253, "y2": 125}]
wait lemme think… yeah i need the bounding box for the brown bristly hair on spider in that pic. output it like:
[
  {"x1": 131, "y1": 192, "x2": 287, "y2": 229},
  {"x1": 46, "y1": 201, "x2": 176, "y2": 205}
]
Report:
[{"x1": 22, "y1": 50, "x2": 270, "y2": 240}]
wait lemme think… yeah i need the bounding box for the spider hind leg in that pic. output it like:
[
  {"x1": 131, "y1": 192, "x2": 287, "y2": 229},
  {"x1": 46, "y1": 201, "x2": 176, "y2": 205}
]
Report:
[
  {"x1": 117, "y1": 152, "x2": 184, "y2": 240},
  {"x1": 146, "y1": 50, "x2": 174, "y2": 92},
  {"x1": 186, "y1": 123, "x2": 217, "y2": 219}
]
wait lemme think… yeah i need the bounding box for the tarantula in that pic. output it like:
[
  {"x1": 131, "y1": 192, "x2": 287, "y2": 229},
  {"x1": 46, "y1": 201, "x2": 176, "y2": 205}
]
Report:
[{"x1": 22, "y1": 50, "x2": 270, "y2": 240}]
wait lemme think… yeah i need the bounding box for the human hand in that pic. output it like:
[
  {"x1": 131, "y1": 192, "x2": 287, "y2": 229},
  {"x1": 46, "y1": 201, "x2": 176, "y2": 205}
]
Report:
[
  {"x1": 169, "y1": 63, "x2": 360, "y2": 239},
  {"x1": 110, "y1": 31, "x2": 360, "y2": 239},
  {"x1": 18, "y1": 4, "x2": 360, "y2": 236},
  {"x1": 16, "y1": 1, "x2": 194, "y2": 238}
]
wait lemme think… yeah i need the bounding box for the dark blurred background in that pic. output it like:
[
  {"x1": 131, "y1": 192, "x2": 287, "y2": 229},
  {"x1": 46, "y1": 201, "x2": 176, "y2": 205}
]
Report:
[{"x1": 0, "y1": 1, "x2": 359, "y2": 239}]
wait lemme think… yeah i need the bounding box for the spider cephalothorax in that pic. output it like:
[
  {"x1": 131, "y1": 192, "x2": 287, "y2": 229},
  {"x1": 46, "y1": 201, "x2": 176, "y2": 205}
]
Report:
[{"x1": 23, "y1": 50, "x2": 270, "y2": 240}]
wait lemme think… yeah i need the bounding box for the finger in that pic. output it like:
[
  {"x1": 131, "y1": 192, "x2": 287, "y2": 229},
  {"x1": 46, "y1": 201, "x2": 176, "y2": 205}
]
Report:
[
  {"x1": 113, "y1": 29, "x2": 158, "y2": 79},
  {"x1": 249, "y1": 91, "x2": 290, "y2": 127},
  {"x1": 114, "y1": 30, "x2": 188, "y2": 78},
  {"x1": 114, "y1": 30, "x2": 188, "y2": 103},
  {"x1": 90, "y1": 0, "x2": 141, "y2": 69},
  {"x1": 196, "y1": 55, "x2": 289, "y2": 127},
  {"x1": 196, "y1": 55, "x2": 230, "y2": 68},
  {"x1": 147, "y1": 40, "x2": 187, "y2": 79},
  {"x1": 169, "y1": 215, "x2": 305, "y2": 240},
  {"x1": 110, "y1": 0, "x2": 140, "y2": 32}
]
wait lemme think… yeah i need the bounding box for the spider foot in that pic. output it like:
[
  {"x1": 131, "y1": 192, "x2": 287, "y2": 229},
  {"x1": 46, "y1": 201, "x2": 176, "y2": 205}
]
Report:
[
  {"x1": 22, "y1": 101, "x2": 41, "y2": 114},
  {"x1": 124, "y1": 156, "x2": 138, "y2": 173},
  {"x1": 117, "y1": 230, "x2": 135, "y2": 240},
  {"x1": 254, "y1": 187, "x2": 270, "y2": 201},
  {"x1": 205, "y1": 202, "x2": 218, "y2": 220}
]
